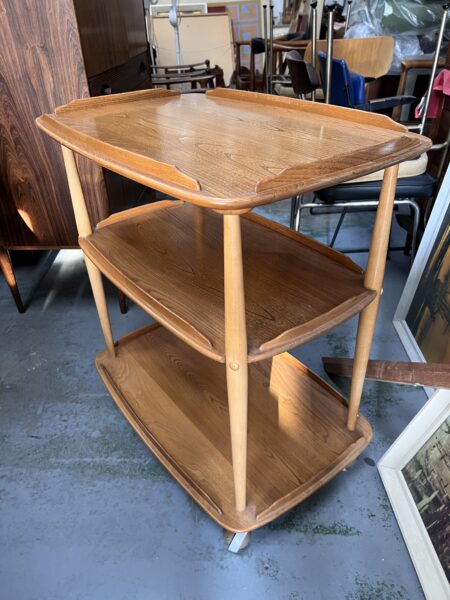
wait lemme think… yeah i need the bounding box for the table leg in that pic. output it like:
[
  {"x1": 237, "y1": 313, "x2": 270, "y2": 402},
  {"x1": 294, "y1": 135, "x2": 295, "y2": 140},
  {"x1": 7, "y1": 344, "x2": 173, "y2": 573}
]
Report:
[
  {"x1": 61, "y1": 146, "x2": 115, "y2": 357},
  {"x1": 347, "y1": 165, "x2": 399, "y2": 430},
  {"x1": 223, "y1": 214, "x2": 248, "y2": 512}
]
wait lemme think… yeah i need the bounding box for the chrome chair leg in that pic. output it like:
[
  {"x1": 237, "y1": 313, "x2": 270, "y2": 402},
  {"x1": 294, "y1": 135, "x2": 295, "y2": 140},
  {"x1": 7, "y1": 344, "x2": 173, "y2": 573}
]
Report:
[
  {"x1": 290, "y1": 196, "x2": 298, "y2": 229},
  {"x1": 293, "y1": 198, "x2": 421, "y2": 257},
  {"x1": 294, "y1": 194, "x2": 304, "y2": 232}
]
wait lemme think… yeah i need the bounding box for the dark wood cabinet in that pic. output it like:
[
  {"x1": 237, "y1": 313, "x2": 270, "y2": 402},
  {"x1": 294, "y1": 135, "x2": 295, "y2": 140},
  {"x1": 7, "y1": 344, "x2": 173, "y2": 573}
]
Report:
[{"x1": 0, "y1": 0, "x2": 150, "y2": 311}]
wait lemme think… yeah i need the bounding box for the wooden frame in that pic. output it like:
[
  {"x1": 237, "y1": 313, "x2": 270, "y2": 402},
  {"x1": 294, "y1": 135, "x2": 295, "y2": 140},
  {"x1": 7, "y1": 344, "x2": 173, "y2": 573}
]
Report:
[
  {"x1": 393, "y1": 166, "x2": 450, "y2": 397},
  {"x1": 378, "y1": 389, "x2": 450, "y2": 600},
  {"x1": 36, "y1": 89, "x2": 430, "y2": 538}
]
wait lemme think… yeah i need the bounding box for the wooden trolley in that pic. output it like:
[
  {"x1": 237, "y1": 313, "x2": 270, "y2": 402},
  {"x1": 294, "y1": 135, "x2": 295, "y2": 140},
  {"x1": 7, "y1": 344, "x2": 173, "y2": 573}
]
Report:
[{"x1": 37, "y1": 88, "x2": 430, "y2": 551}]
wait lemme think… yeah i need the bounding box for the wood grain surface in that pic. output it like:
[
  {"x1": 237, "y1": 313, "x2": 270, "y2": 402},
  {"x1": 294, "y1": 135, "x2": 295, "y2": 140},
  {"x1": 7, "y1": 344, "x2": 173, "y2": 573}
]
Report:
[
  {"x1": 36, "y1": 88, "x2": 431, "y2": 210},
  {"x1": 97, "y1": 324, "x2": 372, "y2": 532},
  {"x1": 0, "y1": 0, "x2": 107, "y2": 248},
  {"x1": 74, "y1": 0, "x2": 148, "y2": 78},
  {"x1": 79, "y1": 201, "x2": 376, "y2": 362},
  {"x1": 323, "y1": 357, "x2": 450, "y2": 389}
]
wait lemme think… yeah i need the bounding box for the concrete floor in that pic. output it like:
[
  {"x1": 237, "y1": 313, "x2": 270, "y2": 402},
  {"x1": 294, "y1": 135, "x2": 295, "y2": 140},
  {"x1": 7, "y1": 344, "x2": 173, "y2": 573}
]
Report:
[{"x1": 0, "y1": 200, "x2": 427, "y2": 600}]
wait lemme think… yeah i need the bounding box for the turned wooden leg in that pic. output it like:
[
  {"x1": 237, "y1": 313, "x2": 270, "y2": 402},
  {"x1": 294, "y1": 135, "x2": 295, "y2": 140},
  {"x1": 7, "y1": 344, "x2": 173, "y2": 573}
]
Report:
[
  {"x1": 61, "y1": 146, "x2": 115, "y2": 357},
  {"x1": 347, "y1": 165, "x2": 399, "y2": 430},
  {"x1": 223, "y1": 214, "x2": 248, "y2": 512},
  {"x1": 0, "y1": 247, "x2": 25, "y2": 312}
]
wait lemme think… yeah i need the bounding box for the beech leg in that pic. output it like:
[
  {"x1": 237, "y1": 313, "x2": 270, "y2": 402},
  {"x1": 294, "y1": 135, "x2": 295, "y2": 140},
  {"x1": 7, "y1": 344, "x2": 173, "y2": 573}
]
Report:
[
  {"x1": 223, "y1": 214, "x2": 248, "y2": 512},
  {"x1": 347, "y1": 165, "x2": 399, "y2": 430},
  {"x1": 61, "y1": 146, "x2": 115, "y2": 357}
]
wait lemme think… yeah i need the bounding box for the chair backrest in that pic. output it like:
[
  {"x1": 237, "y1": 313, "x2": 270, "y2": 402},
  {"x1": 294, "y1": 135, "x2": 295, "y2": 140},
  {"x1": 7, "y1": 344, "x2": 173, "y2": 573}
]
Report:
[
  {"x1": 318, "y1": 51, "x2": 366, "y2": 108},
  {"x1": 286, "y1": 50, "x2": 320, "y2": 97},
  {"x1": 305, "y1": 36, "x2": 394, "y2": 79}
]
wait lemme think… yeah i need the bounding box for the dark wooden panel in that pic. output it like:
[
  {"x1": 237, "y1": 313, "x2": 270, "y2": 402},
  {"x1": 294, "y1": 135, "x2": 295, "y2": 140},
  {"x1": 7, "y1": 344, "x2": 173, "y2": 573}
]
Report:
[
  {"x1": 0, "y1": 0, "x2": 107, "y2": 248},
  {"x1": 88, "y1": 52, "x2": 151, "y2": 96},
  {"x1": 74, "y1": 0, "x2": 148, "y2": 78}
]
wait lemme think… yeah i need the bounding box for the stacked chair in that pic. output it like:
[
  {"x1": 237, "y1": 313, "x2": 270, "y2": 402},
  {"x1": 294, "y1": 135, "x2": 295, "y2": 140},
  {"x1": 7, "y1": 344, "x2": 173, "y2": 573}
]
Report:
[{"x1": 287, "y1": 46, "x2": 437, "y2": 259}]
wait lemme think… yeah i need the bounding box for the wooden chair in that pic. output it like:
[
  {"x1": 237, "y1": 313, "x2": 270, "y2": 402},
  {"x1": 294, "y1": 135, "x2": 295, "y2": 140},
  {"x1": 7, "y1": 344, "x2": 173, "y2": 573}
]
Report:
[
  {"x1": 151, "y1": 60, "x2": 224, "y2": 89},
  {"x1": 235, "y1": 38, "x2": 309, "y2": 92},
  {"x1": 304, "y1": 36, "x2": 395, "y2": 81}
]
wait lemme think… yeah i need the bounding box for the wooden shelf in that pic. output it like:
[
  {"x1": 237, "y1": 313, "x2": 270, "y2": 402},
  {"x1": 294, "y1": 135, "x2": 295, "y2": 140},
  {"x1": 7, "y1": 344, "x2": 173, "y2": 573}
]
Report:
[
  {"x1": 80, "y1": 201, "x2": 376, "y2": 362},
  {"x1": 36, "y1": 88, "x2": 431, "y2": 211},
  {"x1": 97, "y1": 324, "x2": 372, "y2": 532}
]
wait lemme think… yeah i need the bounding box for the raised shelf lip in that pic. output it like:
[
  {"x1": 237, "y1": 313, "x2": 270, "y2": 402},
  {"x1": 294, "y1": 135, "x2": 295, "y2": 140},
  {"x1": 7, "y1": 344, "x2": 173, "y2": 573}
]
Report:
[
  {"x1": 80, "y1": 201, "x2": 376, "y2": 363},
  {"x1": 96, "y1": 324, "x2": 373, "y2": 532},
  {"x1": 36, "y1": 89, "x2": 432, "y2": 212}
]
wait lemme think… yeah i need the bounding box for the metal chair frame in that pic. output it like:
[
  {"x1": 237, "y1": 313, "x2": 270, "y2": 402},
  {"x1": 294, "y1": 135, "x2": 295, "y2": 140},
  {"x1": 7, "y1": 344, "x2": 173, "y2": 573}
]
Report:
[{"x1": 290, "y1": 194, "x2": 421, "y2": 259}]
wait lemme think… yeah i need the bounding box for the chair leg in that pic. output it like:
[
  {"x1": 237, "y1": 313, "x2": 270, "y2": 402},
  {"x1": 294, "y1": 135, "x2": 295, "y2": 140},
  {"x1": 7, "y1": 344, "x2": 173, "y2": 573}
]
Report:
[
  {"x1": 330, "y1": 207, "x2": 348, "y2": 248},
  {"x1": 117, "y1": 289, "x2": 128, "y2": 314},
  {"x1": 294, "y1": 194, "x2": 304, "y2": 232},
  {"x1": 0, "y1": 248, "x2": 25, "y2": 313},
  {"x1": 290, "y1": 196, "x2": 298, "y2": 229},
  {"x1": 405, "y1": 199, "x2": 420, "y2": 261}
]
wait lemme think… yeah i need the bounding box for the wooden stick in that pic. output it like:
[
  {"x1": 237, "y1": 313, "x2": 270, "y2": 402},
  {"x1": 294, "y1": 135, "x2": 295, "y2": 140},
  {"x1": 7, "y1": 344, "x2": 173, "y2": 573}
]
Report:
[
  {"x1": 223, "y1": 214, "x2": 248, "y2": 512},
  {"x1": 347, "y1": 164, "x2": 399, "y2": 430},
  {"x1": 323, "y1": 357, "x2": 450, "y2": 389},
  {"x1": 61, "y1": 146, "x2": 115, "y2": 357},
  {"x1": 0, "y1": 247, "x2": 25, "y2": 312}
]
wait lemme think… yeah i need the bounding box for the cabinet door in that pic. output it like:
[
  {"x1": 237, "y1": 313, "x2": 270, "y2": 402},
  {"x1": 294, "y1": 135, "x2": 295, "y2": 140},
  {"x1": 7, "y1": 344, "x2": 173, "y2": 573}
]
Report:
[
  {"x1": 74, "y1": 0, "x2": 147, "y2": 78},
  {"x1": 0, "y1": 0, "x2": 107, "y2": 247}
]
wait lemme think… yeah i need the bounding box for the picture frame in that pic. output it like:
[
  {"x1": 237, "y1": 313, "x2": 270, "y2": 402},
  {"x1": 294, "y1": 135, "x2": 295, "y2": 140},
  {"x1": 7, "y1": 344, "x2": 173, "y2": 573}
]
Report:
[
  {"x1": 393, "y1": 167, "x2": 450, "y2": 397},
  {"x1": 378, "y1": 389, "x2": 450, "y2": 600}
]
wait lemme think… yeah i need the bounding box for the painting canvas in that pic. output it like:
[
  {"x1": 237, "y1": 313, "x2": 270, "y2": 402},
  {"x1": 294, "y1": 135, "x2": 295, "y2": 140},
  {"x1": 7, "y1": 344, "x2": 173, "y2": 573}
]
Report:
[
  {"x1": 378, "y1": 390, "x2": 450, "y2": 599},
  {"x1": 402, "y1": 417, "x2": 450, "y2": 583},
  {"x1": 405, "y1": 206, "x2": 450, "y2": 364},
  {"x1": 394, "y1": 167, "x2": 450, "y2": 395}
]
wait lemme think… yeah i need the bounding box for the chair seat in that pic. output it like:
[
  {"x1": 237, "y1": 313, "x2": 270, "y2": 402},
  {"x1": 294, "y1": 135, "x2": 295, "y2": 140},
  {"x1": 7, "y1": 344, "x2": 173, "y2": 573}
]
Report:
[
  {"x1": 349, "y1": 153, "x2": 428, "y2": 183},
  {"x1": 316, "y1": 173, "x2": 436, "y2": 203}
]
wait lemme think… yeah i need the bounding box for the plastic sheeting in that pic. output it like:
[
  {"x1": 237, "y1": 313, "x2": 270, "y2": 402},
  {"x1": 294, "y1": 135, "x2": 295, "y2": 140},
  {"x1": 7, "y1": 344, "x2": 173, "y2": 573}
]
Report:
[
  {"x1": 345, "y1": 0, "x2": 448, "y2": 71},
  {"x1": 348, "y1": 0, "x2": 444, "y2": 35}
]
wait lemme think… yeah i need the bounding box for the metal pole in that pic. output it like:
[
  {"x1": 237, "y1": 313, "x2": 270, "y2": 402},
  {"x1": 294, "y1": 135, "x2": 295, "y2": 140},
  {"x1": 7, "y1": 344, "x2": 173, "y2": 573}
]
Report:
[
  {"x1": 269, "y1": 4, "x2": 274, "y2": 94},
  {"x1": 311, "y1": 1, "x2": 318, "y2": 101},
  {"x1": 344, "y1": 0, "x2": 353, "y2": 34},
  {"x1": 325, "y1": 3, "x2": 336, "y2": 104},
  {"x1": 169, "y1": 0, "x2": 182, "y2": 68},
  {"x1": 419, "y1": 3, "x2": 449, "y2": 135},
  {"x1": 263, "y1": 5, "x2": 269, "y2": 93}
]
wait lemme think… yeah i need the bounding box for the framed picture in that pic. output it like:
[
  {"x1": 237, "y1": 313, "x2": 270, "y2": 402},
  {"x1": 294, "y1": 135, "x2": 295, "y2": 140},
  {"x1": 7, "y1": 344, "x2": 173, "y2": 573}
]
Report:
[
  {"x1": 393, "y1": 167, "x2": 450, "y2": 397},
  {"x1": 378, "y1": 389, "x2": 450, "y2": 600}
]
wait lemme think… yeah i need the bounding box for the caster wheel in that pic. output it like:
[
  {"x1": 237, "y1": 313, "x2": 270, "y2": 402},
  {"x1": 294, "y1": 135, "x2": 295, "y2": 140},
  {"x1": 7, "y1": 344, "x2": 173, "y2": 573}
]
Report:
[{"x1": 223, "y1": 529, "x2": 251, "y2": 553}]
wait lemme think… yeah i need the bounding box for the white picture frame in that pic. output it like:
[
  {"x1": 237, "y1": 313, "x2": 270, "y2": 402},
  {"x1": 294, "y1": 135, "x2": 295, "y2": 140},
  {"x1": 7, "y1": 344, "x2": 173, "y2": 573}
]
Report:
[
  {"x1": 393, "y1": 167, "x2": 450, "y2": 397},
  {"x1": 378, "y1": 389, "x2": 450, "y2": 600}
]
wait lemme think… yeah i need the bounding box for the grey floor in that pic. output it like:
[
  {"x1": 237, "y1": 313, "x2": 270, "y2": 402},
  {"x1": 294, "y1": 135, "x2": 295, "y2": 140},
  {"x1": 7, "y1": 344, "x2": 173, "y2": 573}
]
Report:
[{"x1": 0, "y1": 199, "x2": 427, "y2": 600}]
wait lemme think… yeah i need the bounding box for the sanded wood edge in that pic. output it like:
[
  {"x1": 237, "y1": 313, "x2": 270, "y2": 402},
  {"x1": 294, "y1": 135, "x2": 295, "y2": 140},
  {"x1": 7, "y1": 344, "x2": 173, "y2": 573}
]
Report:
[
  {"x1": 255, "y1": 432, "x2": 371, "y2": 525},
  {"x1": 97, "y1": 362, "x2": 224, "y2": 516},
  {"x1": 54, "y1": 89, "x2": 180, "y2": 114},
  {"x1": 253, "y1": 290, "x2": 377, "y2": 361},
  {"x1": 206, "y1": 88, "x2": 407, "y2": 132},
  {"x1": 244, "y1": 212, "x2": 365, "y2": 274},
  {"x1": 255, "y1": 136, "x2": 431, "y2": 195},
  {"x1": 96, "y1": 199, "x2": 183, "y2": 229},
  {"x1": 79, "y1": 236, "x2": 221, "y2": 360},
  {"x1": 36, "y1": 117, "x2": 201, "y2": 193}
]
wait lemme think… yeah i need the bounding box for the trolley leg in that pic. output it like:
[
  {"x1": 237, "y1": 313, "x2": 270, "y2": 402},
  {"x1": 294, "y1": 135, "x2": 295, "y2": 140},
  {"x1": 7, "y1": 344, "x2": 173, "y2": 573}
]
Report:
[
  {"x1": 61, "y1": 146, "x2": 115, "y2": 357},
  {"x1": 347, "y1": 165, "x2": 399, "y2": 430},
  {"x1": 223, "y1": 214, "x2": 248, "y2": 513}
]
